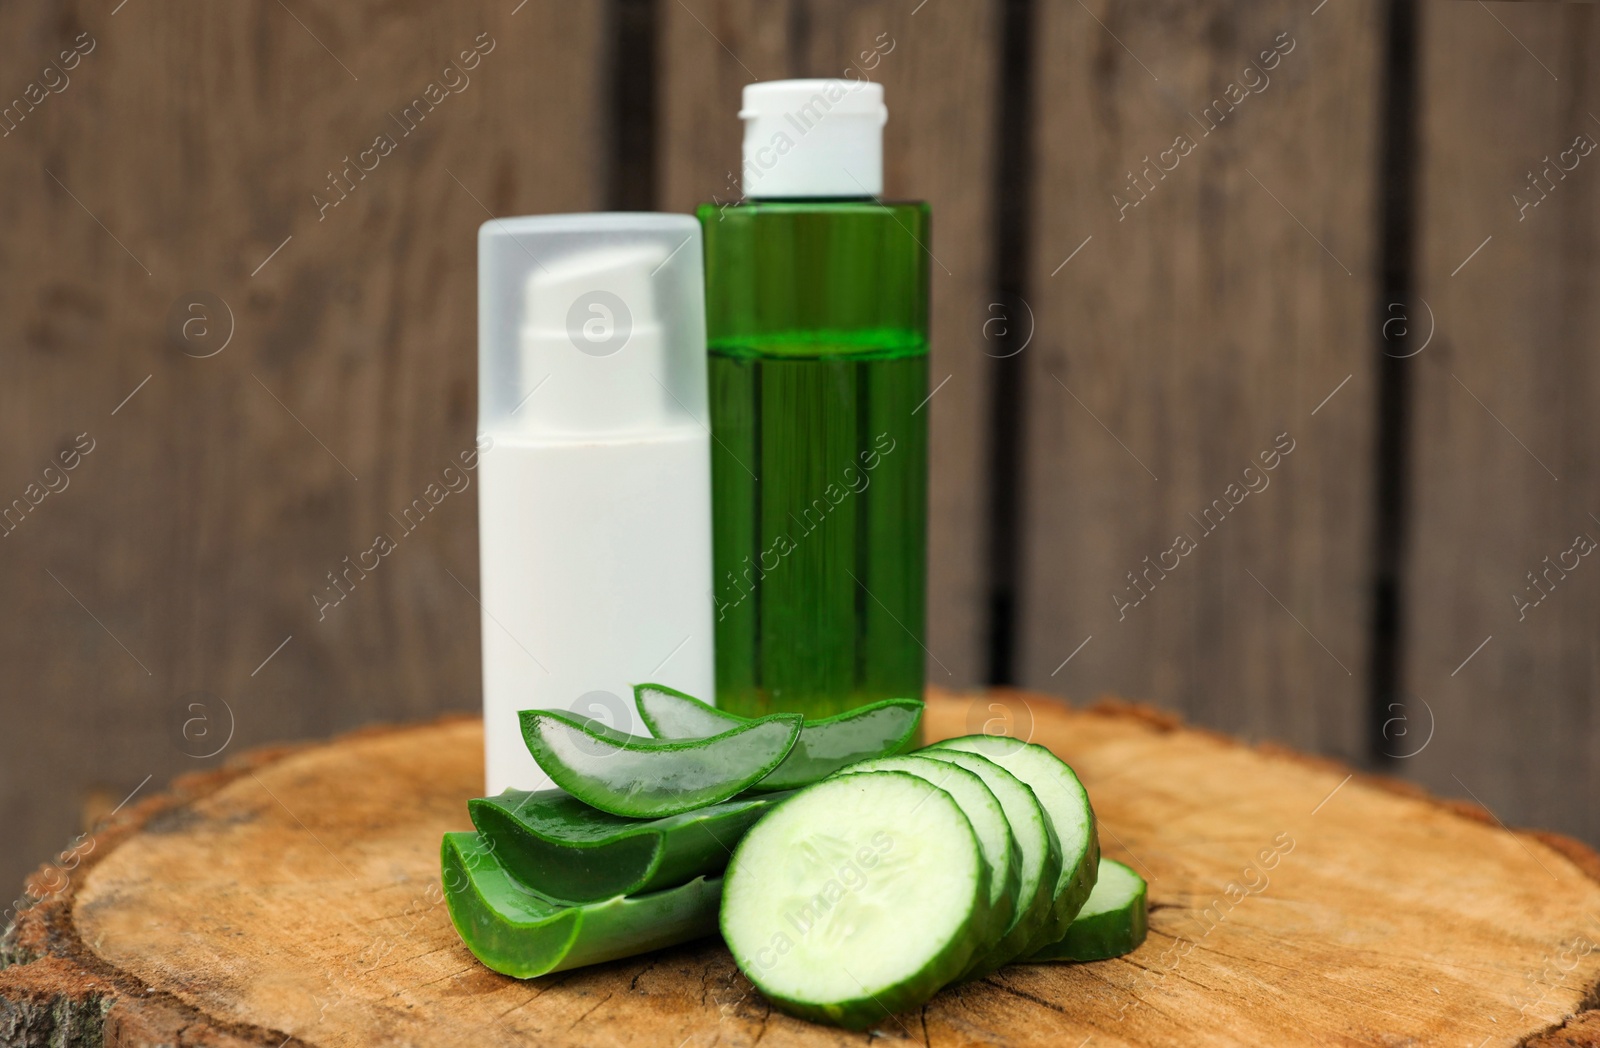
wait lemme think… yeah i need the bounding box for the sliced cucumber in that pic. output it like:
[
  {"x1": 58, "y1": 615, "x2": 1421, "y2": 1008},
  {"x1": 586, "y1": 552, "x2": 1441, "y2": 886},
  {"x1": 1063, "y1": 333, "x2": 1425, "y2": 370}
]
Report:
[
  {"x1": 720, "y1": 771, "x2": 989, "y2": 1029},
  {"x1": 913, "y1": 747, "x2": 1061, "y2": 974},
  {"x1": 468, "y1": 788, "x2": 789, "y2": 904},
  {"x1": 442, "y1": 832, "x2": 721, "y2": 979},
  {"x1": 1028, "y1": 858, "x2": 1147, "y2": 963},
  {"x1": 518, "y1": 710, "x2": 801, "y2": 818},
  {"x1": 834, "y1": 755, "x2": 1020, "y2": 954},
  {"x1": 931, "y1": 736, "x2": 1100, "y2": 950},
  {"x1": 634, "y1": 684, "x2": 922, "y2": 790}
]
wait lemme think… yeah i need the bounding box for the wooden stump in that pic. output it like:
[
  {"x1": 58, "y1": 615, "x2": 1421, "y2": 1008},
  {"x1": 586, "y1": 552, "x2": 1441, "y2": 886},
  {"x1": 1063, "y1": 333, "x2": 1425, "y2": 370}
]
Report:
[{"x1": 4, "y1": 691, "x2": 1600, "y2": 1047}]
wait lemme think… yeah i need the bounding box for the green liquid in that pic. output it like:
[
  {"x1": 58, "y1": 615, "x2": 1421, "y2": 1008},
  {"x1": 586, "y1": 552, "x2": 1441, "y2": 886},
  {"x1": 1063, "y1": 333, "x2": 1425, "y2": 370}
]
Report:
[{"x1": 700, "y1": 201, "x2": 930, "y2": 720}]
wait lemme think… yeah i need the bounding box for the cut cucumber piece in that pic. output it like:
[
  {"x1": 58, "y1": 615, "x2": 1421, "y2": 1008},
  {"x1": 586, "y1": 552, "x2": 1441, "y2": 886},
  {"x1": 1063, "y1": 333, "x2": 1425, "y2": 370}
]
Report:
[
  {"x1": 720, "y1": 771, "x2": 989, "y2": 1029},
  {"x1": 468, "y1": 788, "x2": 789, "y2": 904},
  {"x1": 931, "y1": 736, "x2": 1100, "y2": 950},
  {"x1": 1028, "y1": 858, "x2": 1147, "y2": 963},
  {"x1": 834, "y1": 755, "x2": 1021, "y2": 954},
  {"x1": 634, "y1": 684, "x2": 923, "y2": 790},
  {"x1": 913, "y1": 747, "x2": 1061, "y2": 973},
  {"x1": 442, "y1": 832, "x2": 721, "y2": 979},
  {"x1": 518, "y1": 710, "x2": 802, "y2": 818}
]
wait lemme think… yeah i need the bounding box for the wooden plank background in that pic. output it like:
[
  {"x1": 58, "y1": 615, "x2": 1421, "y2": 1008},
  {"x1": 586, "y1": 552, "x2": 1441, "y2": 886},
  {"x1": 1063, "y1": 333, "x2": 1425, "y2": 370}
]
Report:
[
  {"x1": 1403, "y1": 1, "x2": 1600, "y2": 845},
  {"x1": 1017, "y1": 0, "x2": 1379, "y2": 760},
  {"x1": 1, "y1": 0, "x2": 1596, "y2": 898}
]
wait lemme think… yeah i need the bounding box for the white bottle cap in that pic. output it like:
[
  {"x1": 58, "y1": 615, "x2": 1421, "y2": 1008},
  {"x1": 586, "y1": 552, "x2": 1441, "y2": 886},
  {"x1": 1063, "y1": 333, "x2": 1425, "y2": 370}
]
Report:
[
  {"x1": 740, "y1": 79, "x2": 887, "y2": 199},
  {"x1": 478, "y1": 213, "x2": 707, "y2": 441}
]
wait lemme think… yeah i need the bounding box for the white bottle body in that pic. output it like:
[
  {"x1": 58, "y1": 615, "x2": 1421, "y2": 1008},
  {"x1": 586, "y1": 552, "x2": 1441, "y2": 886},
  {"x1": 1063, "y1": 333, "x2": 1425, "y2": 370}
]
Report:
[{"x1": 478, "y1": 426, "x2": 716, "y2": 794}]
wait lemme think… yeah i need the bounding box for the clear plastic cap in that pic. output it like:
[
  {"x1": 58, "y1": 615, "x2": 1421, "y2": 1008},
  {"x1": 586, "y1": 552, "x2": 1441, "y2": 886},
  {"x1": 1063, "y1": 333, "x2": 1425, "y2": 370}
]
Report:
[{"x1": 478, "y1": 213, "x2": 707, "y2": 440}]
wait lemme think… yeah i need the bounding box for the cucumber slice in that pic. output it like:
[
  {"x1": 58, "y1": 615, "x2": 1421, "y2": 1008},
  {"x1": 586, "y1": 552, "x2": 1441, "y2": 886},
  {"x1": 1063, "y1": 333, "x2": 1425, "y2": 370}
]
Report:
[
  {"x1": 442, "y1": 832, "x2": 721, "y2": 979},
  {"x1": 634, "y1": 684, "x2": 923, "y2": 790},
  {"x1": 834, "y1": 755, "x2": 1021, "y2": 954},
  {"x1": 468, "y1": 788, "x2": 789, "y2": 904},
  {"x1": 931, "y1": 736, "x2": 1100, "y2": 950},
  {"x1": 518, "y1": 710, "x2": 802, "y2": 818},
  {"x1": 1028, "y1": 858, "x2": 1147, "y2": 962},
  {"x1": 720, "y1": 771, "x2": 989, "y2": 1029},
  {"x1": 912, "y1": 747, "x2": 1061, "y2": 973}
]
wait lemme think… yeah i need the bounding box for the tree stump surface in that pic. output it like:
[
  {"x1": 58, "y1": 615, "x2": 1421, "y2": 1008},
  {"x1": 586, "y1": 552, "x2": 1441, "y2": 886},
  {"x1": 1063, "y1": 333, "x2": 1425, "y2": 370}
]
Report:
[{"x1": 4, "y1": 690, "x2": 1600, "y2": 1048}]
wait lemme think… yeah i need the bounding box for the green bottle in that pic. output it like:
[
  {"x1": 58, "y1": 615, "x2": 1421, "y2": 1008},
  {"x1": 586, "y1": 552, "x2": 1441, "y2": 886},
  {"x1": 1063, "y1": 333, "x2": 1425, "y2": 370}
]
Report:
[{"x1": 699, "y1": 79, "x2": 928, "y2": 720}]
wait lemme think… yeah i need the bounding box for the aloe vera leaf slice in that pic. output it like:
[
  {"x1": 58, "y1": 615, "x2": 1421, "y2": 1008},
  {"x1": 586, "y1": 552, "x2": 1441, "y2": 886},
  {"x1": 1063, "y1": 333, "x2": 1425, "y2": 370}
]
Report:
[
  {"x1": 468, "y1": 789, "x2": 790, "y2": 904},
  {"x1": 518, "y1": 709, "x2": 801, "y2": 817},
  {"x1": 1027, "y1": 858, "x2": 1148, "y2": 962},
  {"x1": 930, "y1": 736, "x2": 1100, "y2": 951},
  {"x1": 633, "y1": 682, "x2": 736, "y2": 737},
  {"x1": 634, "y1": 684, "x2": 923, "y2": 789},
  {"x1": 720, "y1": 771, "x2": 990, "y2": 1029},
  {"x1": 912, "y1": 747, "x2": 1061, "y2": 974},
  {"x1": 834, "y1": 755, "x2": 1021, "y2": 954},
  {"x1": 442, "y1": 832, "x2": 722, "y2": 979}
]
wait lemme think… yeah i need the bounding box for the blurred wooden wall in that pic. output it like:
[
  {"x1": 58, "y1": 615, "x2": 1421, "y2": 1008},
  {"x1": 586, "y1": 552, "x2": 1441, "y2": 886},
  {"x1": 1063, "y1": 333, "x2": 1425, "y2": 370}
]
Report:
[{"x1": 0, "y1": 0, "x2": 1596, "y2": 898}]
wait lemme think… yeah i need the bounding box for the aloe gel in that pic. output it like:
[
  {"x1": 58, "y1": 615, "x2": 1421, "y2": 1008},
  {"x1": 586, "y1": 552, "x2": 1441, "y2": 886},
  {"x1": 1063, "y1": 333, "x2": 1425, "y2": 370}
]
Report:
[{"x1": 701, "y1": 80, "x2": 929, "y2": 721}]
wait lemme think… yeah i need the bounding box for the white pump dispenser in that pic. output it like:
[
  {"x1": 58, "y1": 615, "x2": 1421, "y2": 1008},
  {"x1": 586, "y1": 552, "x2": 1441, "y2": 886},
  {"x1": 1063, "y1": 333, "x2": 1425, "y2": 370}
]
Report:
[
  {"x1": 516, "y1": 242, "x2": 673, "y2": 433},
  {"x1": 477, "y1": 213, "x2": 716, "y2": 794}
]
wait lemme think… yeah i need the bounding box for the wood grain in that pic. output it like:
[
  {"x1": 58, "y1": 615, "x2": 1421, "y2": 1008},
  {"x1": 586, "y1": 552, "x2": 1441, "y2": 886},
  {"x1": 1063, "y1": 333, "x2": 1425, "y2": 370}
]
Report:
[
  {"x1": 658, "y1": 0, "x2": 1002, "y2": 687},
  {"x1": 4, "y1": 690, "x2": 1600, "y2": 1047},
  {"x1": 1015, "y1": 0, "x2": 1382, "y2": 759},
  {"x1": 1400, "y1": 3, "x2": 1600, "y2": 844},
  {"x1": 0, "y1": 0, "x2": 606, "y2": 895}
]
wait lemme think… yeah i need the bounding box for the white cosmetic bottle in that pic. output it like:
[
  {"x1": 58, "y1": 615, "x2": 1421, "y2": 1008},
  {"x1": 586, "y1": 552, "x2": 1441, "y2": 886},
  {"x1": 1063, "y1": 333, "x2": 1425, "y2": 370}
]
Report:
[{"x1": 477, "y1": 213, "x2": 716, "y2": 795}]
